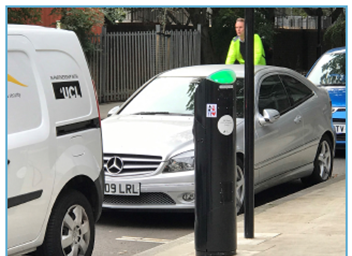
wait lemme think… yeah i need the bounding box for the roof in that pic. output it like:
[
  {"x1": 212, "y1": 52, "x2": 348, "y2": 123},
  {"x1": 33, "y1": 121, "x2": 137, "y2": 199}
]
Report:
[
  {"x1": 325, "y1": 47, "x2": 345, "y2": 54},
  {"x1": 8, "y1": 24, "x2": 56, "y2": 32}
]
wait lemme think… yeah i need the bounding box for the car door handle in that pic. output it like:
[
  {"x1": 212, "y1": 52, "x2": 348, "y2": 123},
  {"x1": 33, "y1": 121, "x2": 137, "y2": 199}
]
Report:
[
  {"x1": 294, "y1": 115, "x2": 302, "y2": 124},
  {"x1": 8, "y1": 159, "x2": 10, "y2": 165}
]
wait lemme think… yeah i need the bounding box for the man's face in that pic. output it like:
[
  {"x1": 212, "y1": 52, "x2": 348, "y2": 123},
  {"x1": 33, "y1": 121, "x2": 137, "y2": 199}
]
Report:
[{"x1": 235, "y1": 21, "x2": 245, "y2": 39}]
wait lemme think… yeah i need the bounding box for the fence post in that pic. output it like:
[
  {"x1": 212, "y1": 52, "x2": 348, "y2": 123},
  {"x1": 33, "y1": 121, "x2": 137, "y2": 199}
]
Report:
[
  {"x1": 155, "y1": 25, "x2": 161, "y2": 74},
  {"x1": 100, "y1": 26, "x2": 107, "y2": 103},
  {"x1": 197, "y1": 24, "x2": 202, "y2": 65}
]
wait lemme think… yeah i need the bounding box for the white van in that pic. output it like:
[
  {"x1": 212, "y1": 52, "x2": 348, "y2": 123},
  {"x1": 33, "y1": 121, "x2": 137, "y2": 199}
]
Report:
[{"x1": 7, "y1": 25, "x2": 104, "y2": 256}]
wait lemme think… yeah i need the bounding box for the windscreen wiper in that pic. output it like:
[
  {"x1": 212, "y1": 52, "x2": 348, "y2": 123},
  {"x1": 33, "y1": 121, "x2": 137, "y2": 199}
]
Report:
[
  {"x1": 132, "y1": 111, "x2": 192, "y2": 116},
  {"x1": 320, "y1": 83, "x2": 345, "y2": 87},
  {"x1": 132, "y1": 111, "x2": 170, "y2": 115}
]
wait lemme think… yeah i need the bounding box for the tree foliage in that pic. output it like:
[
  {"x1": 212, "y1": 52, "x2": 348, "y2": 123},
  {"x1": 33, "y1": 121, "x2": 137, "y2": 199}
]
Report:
[
  {"x1": 323, "y1": 11, "x2": 345, "y2": 48},
  {"x1": 50, "y1": 8, "x2": 104, "y2": 55},
  {"x1": 7, "y1": 8, "x2": 42, "y2": 24},
  {"x1": 320, "y1": 52, "x2": 345, "y2": 84},
  {"x1": 102, "y1": 7, "x2": 126, "y2": 25}
]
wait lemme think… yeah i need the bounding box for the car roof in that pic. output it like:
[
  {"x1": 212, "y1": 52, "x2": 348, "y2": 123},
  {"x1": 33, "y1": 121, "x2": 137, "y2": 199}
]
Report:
[
  {"x1": 158, "y1": 64, "x2": 273, "y2": 78},
  {"x1": 306, "y1": 47, "x2": 346, "y2": 77},
  {"x1": 324, "y1": 47, "x2": 345, "y2": 55}
]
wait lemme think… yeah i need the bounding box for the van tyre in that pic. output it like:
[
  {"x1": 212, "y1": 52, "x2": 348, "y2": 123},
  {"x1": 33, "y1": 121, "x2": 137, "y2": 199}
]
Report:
[
  {"x1": 301, "y1": 135, "x2": 333, "y2": 186},
  {"x1": 36, "y1": 190, "x2": 95, "y2": 256}
]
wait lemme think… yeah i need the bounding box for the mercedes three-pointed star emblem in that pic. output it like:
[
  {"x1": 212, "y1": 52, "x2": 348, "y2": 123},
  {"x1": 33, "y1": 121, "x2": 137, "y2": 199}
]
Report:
[{"x1": 106, "y1": 157, "x2": 124, "y2": 174}]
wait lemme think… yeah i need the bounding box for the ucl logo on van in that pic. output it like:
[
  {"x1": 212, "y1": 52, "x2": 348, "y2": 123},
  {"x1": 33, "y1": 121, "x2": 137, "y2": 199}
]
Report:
[{"x1": 52, "y1": 81, "x2": 82, "y2": 100}]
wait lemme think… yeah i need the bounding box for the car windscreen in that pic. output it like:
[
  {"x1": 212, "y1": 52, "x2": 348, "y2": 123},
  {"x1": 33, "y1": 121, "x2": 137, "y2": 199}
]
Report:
[
  {"x1": 120, "y1": 77, "x2": 199, "y2": 116},
  {"x1": 307, "y1": 51, "x2": 345, "y2": 86},
  {"x1": 120, "y1": 76, "x2": 245, "y2": 117}
]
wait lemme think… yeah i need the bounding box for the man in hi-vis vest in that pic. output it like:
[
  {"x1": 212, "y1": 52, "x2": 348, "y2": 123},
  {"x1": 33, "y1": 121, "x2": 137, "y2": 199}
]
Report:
[{"x1": 225, "y1": 18, "x2": 266, "y2": 65}]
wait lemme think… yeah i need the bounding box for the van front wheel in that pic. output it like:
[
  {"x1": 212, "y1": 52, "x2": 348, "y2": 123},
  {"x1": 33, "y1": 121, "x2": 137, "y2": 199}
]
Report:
[{"x1": 36, "y1": 190, "x2": 95, "y2": 256}]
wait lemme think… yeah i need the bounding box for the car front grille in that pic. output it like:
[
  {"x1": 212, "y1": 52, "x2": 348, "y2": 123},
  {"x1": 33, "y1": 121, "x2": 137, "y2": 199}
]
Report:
[
  {"x1": 104, "y1": 193, "x2": 176, "y2": 205},
  {"x1": 336, "y1": 134, "x2": 345, "y2": 141},
  {"x1": 104, "y1": 153, "x2": 163, "y2": 177},
  {"x1": 333, "y1": 118, "x2": 345, "y2": 123}
]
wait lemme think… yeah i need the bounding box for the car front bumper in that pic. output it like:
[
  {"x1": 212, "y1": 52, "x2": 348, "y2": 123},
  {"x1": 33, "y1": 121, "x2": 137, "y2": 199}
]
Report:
[{"x1": 103, "y1": 171, "x2": 195, "y2": 211}]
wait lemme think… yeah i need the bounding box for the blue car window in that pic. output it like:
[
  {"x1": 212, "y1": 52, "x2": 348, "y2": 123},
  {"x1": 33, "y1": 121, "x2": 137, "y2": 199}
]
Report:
[{"x1": 307, "y1": 51, "x2": 345, "y2": 86}]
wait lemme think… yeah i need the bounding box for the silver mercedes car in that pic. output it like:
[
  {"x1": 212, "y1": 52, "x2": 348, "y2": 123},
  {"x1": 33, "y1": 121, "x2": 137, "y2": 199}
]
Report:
[{"x1": 101, "y1": 64, "x2": 335, "y2": 213}]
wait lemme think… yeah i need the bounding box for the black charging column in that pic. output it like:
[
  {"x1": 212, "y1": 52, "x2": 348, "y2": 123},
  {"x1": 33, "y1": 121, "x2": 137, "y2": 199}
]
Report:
[{"x1": 194, "y1": 70, "x2": 237, "y2": 256}]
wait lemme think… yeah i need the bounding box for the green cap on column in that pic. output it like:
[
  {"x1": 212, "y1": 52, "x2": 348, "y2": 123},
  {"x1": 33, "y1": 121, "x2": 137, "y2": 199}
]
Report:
[{"x1": 206, "y1": 69, "x2": 236, "y2": 84}]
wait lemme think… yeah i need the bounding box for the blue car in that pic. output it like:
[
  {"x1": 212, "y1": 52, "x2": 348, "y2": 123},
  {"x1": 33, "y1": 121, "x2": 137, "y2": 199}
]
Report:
[{"x1": 307, "y1": 47, "x2": 346, "y2": 150}]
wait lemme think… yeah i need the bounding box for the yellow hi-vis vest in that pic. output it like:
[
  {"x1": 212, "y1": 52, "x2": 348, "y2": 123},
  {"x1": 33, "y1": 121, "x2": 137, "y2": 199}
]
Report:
[{"x1": 225, "y1": 34, "x2": 266, "y2": 65}]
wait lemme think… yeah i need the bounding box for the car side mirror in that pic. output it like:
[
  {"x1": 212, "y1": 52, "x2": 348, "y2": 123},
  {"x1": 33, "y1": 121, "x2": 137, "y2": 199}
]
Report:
[
  {"x1": 107, "y1": 106, "x2": 120, "y2": 117},
  {"x1": 258, "y1": 109, "x2": 280, "y2": 126}
]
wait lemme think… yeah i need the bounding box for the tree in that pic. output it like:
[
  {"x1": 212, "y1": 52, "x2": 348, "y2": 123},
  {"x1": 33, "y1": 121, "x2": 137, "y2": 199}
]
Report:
[
  {"x1": 50, "y1": 8, "x2": 104, "y2": 55},
  {"x1": 323, "y1": 11, "x2": 345, "y2": 48},
  {"x1": 7, "y1": 8, "x2": 42, "y2": 24},
  {"x1": 102, "y1": 7, "x2": 126, "y2": 25}
]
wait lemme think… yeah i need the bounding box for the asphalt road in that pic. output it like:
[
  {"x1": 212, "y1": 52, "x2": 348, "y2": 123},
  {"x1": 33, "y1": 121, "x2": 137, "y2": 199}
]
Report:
[{"x1": 93, "y1": 150, "x2": 346, "y2": 256}]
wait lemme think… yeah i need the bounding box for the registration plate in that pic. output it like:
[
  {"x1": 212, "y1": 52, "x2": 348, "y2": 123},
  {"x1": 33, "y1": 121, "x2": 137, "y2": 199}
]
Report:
[
  {"x1": 105, "y1": 182, "x2": 140, "y2": 196},
  {"x1": 334, "y1": 124, "x2": 346, "y2": 134}
]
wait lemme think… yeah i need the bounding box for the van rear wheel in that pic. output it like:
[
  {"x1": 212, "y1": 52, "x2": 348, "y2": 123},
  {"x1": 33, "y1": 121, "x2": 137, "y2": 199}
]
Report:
[{"x1": 36, "y1": 190, "x2": 95, "y2": 256}]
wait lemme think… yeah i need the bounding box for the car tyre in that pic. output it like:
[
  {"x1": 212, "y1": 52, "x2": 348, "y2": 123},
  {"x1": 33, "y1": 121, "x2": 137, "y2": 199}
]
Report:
[
  {"x1": 36, "y1": 190, "x2": 95, "y2": 256},
  {"x1": 236, "y1": 157, "x2": 245, "y2": 214},
  {"x1": 301, "y1": 135, "x2": 333, "y2": 186}
]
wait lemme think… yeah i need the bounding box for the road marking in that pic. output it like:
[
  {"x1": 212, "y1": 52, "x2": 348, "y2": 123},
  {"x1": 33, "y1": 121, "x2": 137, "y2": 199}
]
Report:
[{"x1": 116, "y1": 236, "x2": 173, "y2": 244}]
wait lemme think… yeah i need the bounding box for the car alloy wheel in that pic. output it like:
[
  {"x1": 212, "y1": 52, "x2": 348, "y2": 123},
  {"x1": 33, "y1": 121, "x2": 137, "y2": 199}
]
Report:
[
  {"x1": 236, "y1": 157, "x2": 245, "y2": 214},
  {"x1": 301, "y1": 135, "x2": 333, "y2": 185},
  {"x1": 317, "y1": 140, "x2": 332, "y2": 181}
]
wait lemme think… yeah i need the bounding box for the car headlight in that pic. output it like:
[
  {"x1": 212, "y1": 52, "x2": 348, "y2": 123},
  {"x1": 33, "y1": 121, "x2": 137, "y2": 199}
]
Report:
[
  {"x1": 332, "y1": 107, "x2": 345, "y2": 114},
  {"x1": 163, "y1": 151, "x2": 194, "y2": 173}
]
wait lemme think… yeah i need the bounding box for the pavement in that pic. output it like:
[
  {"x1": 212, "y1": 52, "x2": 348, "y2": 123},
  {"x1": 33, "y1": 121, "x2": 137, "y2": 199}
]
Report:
[
  {"x1": 99, "y1": 101, "x2": 347, "y2": 256},
  {"x1": 134, "y1": 175, "x2": 346, "y2": 256}
]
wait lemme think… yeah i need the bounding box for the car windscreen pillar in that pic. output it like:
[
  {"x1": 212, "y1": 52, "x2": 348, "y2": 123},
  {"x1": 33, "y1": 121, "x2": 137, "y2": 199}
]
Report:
[{"x1": 193, "y1": 69, "x2": 237, "y2": 256}]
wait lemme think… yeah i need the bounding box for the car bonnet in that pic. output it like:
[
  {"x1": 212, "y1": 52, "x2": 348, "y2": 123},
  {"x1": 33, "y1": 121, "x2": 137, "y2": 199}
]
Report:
[
  {"x1": 326, "y1": 87, "x2": 346, "y2": 107},
  {"x1": 101, "y1": 115, "x2": 194, "y2": 160}
]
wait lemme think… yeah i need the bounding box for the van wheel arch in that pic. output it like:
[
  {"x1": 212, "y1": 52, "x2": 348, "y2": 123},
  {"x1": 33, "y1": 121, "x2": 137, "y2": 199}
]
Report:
[{"x1": 58, "y1": 175, "x2": 100, "y2": 221}]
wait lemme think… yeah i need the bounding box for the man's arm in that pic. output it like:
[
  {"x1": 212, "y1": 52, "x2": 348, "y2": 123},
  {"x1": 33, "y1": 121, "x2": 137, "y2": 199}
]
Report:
[{"x1": 254, "y1": 34, "x2": 266, "y2": 65}]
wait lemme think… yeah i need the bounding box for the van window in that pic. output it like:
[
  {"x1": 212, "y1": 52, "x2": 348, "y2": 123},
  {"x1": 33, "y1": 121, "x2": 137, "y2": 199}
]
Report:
[{"x1": 7, "y1": 51, "x2": 42, "y2": 134}]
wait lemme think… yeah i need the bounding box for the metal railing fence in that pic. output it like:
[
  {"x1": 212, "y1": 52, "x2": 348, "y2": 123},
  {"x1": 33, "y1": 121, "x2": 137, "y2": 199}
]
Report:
[
  {"x1": 88, "y1": 25, "x2": 201, "y2": 103},
  {"x1": 275, "y1": 16, "x2": 332, "y2": 29}
]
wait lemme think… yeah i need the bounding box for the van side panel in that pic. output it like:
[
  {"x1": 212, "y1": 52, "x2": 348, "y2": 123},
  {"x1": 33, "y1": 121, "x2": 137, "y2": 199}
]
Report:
[
  {"x1": 7, "y1": 25, "x2": 103, "y2": 255},
  {"x1": 7, "y1": 35, "x2": 55, "y2": 249},
  {"x1": 37, "y1": 51, "x2": 94, "y2": 124}
]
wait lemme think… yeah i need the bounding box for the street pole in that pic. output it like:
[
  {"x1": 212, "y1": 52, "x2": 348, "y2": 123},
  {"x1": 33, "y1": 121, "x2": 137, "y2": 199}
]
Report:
[{"x1": 244, "y1": 7, "x2": 255, "y2": 239}]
